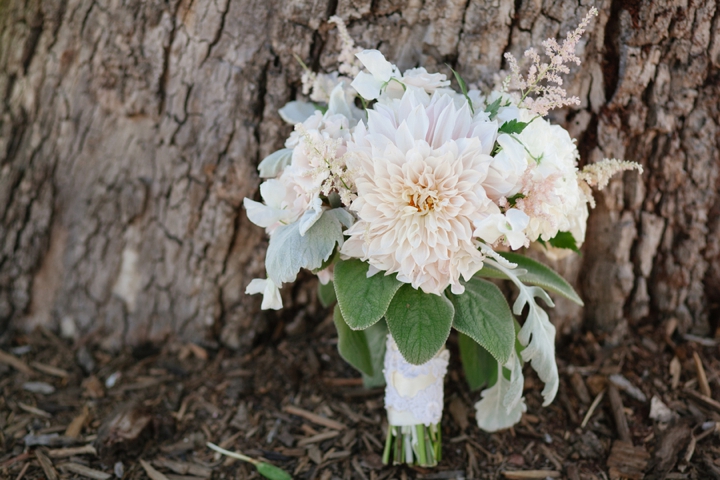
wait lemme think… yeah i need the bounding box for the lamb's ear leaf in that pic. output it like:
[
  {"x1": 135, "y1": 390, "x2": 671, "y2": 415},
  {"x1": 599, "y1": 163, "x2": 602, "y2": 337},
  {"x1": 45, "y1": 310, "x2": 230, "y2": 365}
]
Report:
[
  {"x1": 447, "y1": 278, "x2": 516, "y2": 365},
  {"x1": 334, "y1": 259, "x2": 402, "y2": 330},
  {"x1": 458, "y1": 332, "x2": 498, "y2": 391},
  {"x1": 318, "y1": 281, "x2": 336, "y2": 308},
  {"x1": 333, "y1": 304, "x2": 373, "y2": 376},
  {"x1": 385, "y1": 285, "x2": 454, "y2": 365},
  {"x1": 361, "y1": 319, "x2": 388, "y2": 388}
]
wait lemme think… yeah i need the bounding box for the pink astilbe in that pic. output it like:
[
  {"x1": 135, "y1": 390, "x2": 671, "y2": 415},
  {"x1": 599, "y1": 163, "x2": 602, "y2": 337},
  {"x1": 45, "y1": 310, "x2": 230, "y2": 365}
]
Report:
[
  {"x1": 504, "y1": 8, "x2": 598, "y2": 116},
  {"x1": 513, "y1": 168, "x2": 564, "y2": 234}
]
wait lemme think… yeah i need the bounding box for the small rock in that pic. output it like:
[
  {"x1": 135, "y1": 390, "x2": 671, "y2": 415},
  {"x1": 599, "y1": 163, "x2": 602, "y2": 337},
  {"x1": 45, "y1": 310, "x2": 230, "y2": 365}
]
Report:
[
  {"x1": 23, "y1": 381, "x2": 55, "y2": 395},
  {"x1": 105, "y1": 371, "x2": 121, "y2": 388},
  {"x1": 114, "y1": 462, "x2": 124, "y2": 479},
  {"x1": 649, "y1": 395, "x2": 676, "y2": 423}
]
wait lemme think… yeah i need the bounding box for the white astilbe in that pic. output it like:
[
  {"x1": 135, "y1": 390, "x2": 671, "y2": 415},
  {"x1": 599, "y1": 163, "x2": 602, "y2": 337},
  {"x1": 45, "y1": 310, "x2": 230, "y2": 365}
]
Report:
[
  {"x1": 292, "y1": 122, "x2": 356, "y2": 206},
  {"x1": 475, "y1": 352, "x2": 527, "y2": 432},
  {"x1": 329, "y1": 16, "x2": 363, "y2": 77},
  {"x1": 504, "y1": 8, "x2": 598, "y2": 116},
  {"x1": 486, "y1": 258, "x2": 559, "y2": 407},
  {"x1": 578, "y1": 158, "x2": 644, "y2": 190}
]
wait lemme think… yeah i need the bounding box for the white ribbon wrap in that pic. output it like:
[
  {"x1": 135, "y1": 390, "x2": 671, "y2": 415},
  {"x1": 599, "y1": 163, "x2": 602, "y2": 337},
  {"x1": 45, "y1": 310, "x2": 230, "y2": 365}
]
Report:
[{"x1": 383, "y1": 336, "x2": 449, "y2": 426}]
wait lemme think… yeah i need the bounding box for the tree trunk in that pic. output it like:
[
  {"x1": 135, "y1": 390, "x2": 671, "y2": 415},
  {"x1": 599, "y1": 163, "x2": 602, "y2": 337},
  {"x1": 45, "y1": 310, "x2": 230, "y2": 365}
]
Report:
[{"x1": 1, "y1": 0, "x2": 718, "y2": 350}]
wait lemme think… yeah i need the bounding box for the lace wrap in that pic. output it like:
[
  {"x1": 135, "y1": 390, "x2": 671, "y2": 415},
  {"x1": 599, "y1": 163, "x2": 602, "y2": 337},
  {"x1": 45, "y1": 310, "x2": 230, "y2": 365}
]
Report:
[{"x1": 383, "y1": 335, "x2": 449, "y2": 426}]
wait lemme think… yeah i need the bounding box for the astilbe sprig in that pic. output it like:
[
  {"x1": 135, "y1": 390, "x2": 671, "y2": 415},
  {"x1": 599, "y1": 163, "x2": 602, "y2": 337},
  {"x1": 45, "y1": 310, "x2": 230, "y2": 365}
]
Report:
[
  {"x1": 578, "y1": 158, "x2": 644, "y2": 207},
  {"x1": 504, "y1": 7, "x2": 599, "y2": 116}
]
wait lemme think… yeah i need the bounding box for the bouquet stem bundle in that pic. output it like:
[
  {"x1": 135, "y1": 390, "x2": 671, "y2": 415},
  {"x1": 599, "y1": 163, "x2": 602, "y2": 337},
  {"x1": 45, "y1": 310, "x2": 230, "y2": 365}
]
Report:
[{"x1": 383, "y1": 424, "x2": 442, "y2": 467}]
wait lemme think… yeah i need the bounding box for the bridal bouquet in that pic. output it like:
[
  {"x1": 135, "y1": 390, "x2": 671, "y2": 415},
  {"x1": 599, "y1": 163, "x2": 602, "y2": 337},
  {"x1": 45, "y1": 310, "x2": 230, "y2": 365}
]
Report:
[{"x1": 244, "y1": 9, "x2": 640, "y2": 467}]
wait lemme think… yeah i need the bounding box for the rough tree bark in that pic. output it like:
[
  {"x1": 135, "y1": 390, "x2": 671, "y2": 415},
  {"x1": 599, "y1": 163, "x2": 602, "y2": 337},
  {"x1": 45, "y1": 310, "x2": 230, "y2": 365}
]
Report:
[{"x1": 1, "y1": 0, "x2": 718, "y2": 350}]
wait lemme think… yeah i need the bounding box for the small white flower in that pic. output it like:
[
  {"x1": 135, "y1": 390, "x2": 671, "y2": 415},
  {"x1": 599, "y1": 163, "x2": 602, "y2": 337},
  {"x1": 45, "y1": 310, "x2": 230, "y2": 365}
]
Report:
[
  {"x1": 351, "y1": 50, "x2": 400, "y2": 100},
  {"x1": 474, "y1": 209, "x2": 530, "y2": 250},
  {"x1": 351, "y1": 50, "x2": 451, "y2": 102},
  {"x1": 245, "y1": 278, "x2": 283, "y2": 310}
]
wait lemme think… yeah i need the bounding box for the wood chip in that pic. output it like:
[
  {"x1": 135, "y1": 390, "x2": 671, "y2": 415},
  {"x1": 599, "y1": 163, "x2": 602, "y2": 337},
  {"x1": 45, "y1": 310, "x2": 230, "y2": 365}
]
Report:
[
  {"x1": 65, "y1": 405, "x2": 90, "y2": 438},
  {"x1": 501, "y1": 470, "x2": 561, "y2": 479},
  {"x1": 692, "y1": 352, "x2": 712, "y2": 397},
  {"x1": 18, "y1": 402, "x2": 52, "y2": 418},
  {"x1": 606, "y1": 440, "x2": 650, "y2": 480},
  {"x1": 31, "y1": 361, "x2": 69, "y2": 378},
  {"x1": 448, "y1": 397, "x2": 469, "y2": 431},
  {"x1": 323, "y1": 377, "x2": 363, "y2": 387},
  {"x1": 47, "y1": 444, "x2": 97, "y2": 458},
  {"x1": 14, "y1": 462, "x2": 30, "y2": 480},
  {"x1": 297, "y1": 430, "x2": 339, "y2": 446},
  {"x1": 581, "y1": 389, "x2": 605, "y2": 428},
  {"x1": 539, "y1": 444, "x2": 562, "y2": 471},
  {"x1": 609, "y1": 374, "x2": 647, "y2": 402},
  {"x1": 684, "y1": 389, "x2": 720, "y2": 414},
  {"x1": 35, "y1": 449, "x2": 59, "y2": 480},
  {"x1": 0, "y1": 349, "x2": 35, "y2": 376},
  {"x1": 670, "y1": 356, "x2": 681, "y2": 390},
  {"x1": 140, "y1": 459, "x2": 170, "y2": 480},
  {"x1": 283, "y1": 405, "x2": 347, "y2": 430},
  {"x1": 57, "y1": 462, "x2": 112, "y2": 479},
  {"x1": 153, "y1": 457, "x2": 212, "y2": 478},
  {"x1": 652, "y1": 423, "x2": 691, "y2": 475},
  {"x1": 570, "y1": 372, "x2": 591, "y2": 404},
  {"x1": 307, "y1": 444, "x2": 323, "y2": 464},
  {"x1": 608, "y1": 383, "x2": 631, "y2": 443}
]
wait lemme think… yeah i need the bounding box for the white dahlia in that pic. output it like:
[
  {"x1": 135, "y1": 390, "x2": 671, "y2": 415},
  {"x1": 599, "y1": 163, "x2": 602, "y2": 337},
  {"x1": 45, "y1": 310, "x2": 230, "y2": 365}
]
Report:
[{"x1": 341, "y1": 89, "x2": 500, "y2": 295}]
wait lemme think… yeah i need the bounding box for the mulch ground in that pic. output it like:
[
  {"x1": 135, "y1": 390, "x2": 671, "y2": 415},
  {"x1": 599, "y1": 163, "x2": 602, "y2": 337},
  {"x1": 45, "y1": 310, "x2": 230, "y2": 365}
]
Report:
[{"x1": 1, "y1": 314, "x2": 719, "y2": 480}]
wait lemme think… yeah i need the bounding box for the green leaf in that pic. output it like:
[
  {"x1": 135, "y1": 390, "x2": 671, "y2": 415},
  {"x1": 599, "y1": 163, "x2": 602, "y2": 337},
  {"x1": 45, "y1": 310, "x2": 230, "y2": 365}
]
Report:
[
  {"x1": 475, "y1": 253, "x2": 584, "y2": 306},
  {"x1": 506, "y1": 193, "x2": 525, "y2": 207},
  {"x1": 547, "y1": 231, "x2": 580, "y2": 253},
  {"x1": 447, "y1": 278, "x2": 516, "y2": 364},
  {"x1": 266, "y1": 209, "x2": 348, "y2": 285},
  {"x1": 318, "y1": 281, "x2": 336, "y2": 308},
  {"x1": 334, "y1": 259, "x2": 403, "y2": 330},
  {"x1": 447, "y1": 65, "x2": 475, "y2": 114},
  {"x1": 256, "y1": 462, "x2": 293, "y2": 480},
  {"x1": 498, "y1": 119, "x2": 529, "y2": 135},
  {"x1": 333, "y1": 304, "x2": 374, "y2": 376},
  {"x1": 458, "y1": 332, "x2": 498, "y2": 391},
  {"x1": 361, "y1": 319, "x2": 388, "y2": 388},
  {"x1": 484, "y1": 97, "x2": 502, "y2": 120},
  {"x1": 385, "y1": 285, "x2": 454, "y2": 365}
]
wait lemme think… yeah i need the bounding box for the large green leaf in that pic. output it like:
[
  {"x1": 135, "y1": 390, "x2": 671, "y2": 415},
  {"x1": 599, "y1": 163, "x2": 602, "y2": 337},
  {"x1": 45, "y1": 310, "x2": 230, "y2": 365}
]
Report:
[
  {"x1": 361, "y1": 320, "x2": 388, "y2": 388},
  {"x1": 318, "y1": 281, "x2": 336, "y2": 308},
  {"x1": 458, "y1": 332, "x2": 498, "y2": 391},
  {"x1": 447, "y1": 278, "x2": 516, "y2": 364},
  {"x1": 476, "y1": 252, "x2": 583, "y2": 306},
  {"x1": 334, "y1": 259, "x2": 402, "y2": 330},
  {"x1": 385, "y1": 285, "x2": 454, "y2": 365},
  {"x1": 333, "y1": 304, "x2": 373, "y2": 376}
]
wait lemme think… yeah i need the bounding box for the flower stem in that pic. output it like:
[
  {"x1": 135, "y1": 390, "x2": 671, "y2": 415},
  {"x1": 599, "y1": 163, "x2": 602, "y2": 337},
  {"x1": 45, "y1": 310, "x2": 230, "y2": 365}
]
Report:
[{"x1": 382, "y1": 424, "x2": 441, "y2": 467}]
